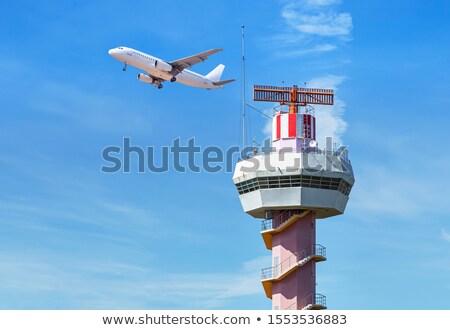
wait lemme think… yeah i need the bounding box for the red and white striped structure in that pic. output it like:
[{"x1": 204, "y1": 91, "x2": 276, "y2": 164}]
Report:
[{"x1": 272, "y1": 112, "x2": 316, "y2": 142}]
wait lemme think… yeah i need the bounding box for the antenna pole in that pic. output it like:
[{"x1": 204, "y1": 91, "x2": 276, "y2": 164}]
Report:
[{"x1": 241, "y1": 25, "x2": 246, "y2": 149}]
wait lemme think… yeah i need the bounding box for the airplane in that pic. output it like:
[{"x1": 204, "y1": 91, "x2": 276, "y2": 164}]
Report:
[{"x1": 108, "y1": 46, "x2": 235, "y2": 90}]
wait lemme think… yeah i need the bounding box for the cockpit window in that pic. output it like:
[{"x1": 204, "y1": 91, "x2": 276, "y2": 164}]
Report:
[{"x1": 118, "y1": 47, "x2": 123, "y2": 50}]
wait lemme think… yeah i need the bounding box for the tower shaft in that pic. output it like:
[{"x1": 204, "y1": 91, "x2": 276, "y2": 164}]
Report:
[
  {"x1": 261, "y1": 210, "x2": 326, "y2": 309},
  {"x1": 272, "y1": 210, "x2": 316, "y2": 309}
]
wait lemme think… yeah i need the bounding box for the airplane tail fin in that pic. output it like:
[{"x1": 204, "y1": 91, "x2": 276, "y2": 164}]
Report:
[{"x1": 205, "y1": 64, "x2": 225, "y2": 82}]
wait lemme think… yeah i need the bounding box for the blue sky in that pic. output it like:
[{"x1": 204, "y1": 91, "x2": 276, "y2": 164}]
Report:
[{"x1": 1, "y1": 0, "x2": 449, "y2": 309}]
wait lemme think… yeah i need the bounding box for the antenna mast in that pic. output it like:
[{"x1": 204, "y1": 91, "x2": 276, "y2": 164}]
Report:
[{"x1": 241, "y1": 25, "x2": 246, "y2": 149}]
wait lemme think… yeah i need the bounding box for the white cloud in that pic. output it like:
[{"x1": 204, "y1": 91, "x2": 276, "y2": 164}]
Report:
[
  {"x1": 282, "y1": 0, "x2": 352, "y2": 36},
  {"x1": 306, "y1": 0, "x2": 341, "y2": 6},
  {"x1": 275, "y1": 44, "x2": 337, "y2": 58},
  {"x1": 270, "y1": 0, "x2": 352, "y2": 58},
  {"x1": 262, "y1": 108, "x2": 275, "y2": 137},
  {"x1": 282, "y1": 7, "x2": 352, "y2": 37},
  {"x1": 307, "y1": 75, "x2": 347, "y2": 146},
  {"x1": 442, "y1": 229, "x2": 450, "y2": 243},
  {"x1": 263, "y1": 3, "x2": 352, "y2": 143},
  {"x1": 347, "y1": 148, "x2": 450, "y2": 219},
  {"x1": 0, "y1": 253, "x2": 270, "y2": 309},
  {"x1": 159, "y1": 256, "x2": 270, "y2": 307},
  {"x1": 301, "y1": 75, "x2": 348, "y2": 147}
]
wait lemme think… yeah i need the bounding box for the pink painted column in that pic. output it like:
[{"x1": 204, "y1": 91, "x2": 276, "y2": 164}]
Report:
[{"x1": 271, "y1": 211, "x2": 316, "y2": 310}]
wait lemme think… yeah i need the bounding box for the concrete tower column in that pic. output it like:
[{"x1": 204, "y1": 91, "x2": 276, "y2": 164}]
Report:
[{"x1": 271, "y1": 211, "x2": 316, "y2": 309}]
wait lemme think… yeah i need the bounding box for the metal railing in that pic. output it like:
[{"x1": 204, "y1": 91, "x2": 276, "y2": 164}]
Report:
[
  {"x1": 260, "y1": 210, "x2": 305, "y2": 231},
  {"x1": 261, "y1": 244, "x2": 326, "y2": 280},
  {"x1": 297, "y1": 244, "x2": 326, "y2": 264},
  {"x1": 261, "y1": 219, "x2": 273, "y2": 231},
  {"x1": 312, "y1": 244, "x2": 326, "y2": 259},
  {"x1": 315, "y1": 293, "x2": 327, "y2": 307},
  {"x1": 286, "y1": 293, "x2": 327, "y2": 310},
  {"x1": 237, "y1": 146, "x2": 351, "y2": 164},
  {"x1": 277, "y1": 209, "x2": 298, "y2": 224},
  {"x1": 261, "y1": 253, "x2": 299, "y2": 280}
]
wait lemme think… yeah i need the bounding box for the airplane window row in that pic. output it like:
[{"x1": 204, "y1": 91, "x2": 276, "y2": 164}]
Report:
[{"x1": 131, "y1": 51, "x2": 152, "y2": 60}]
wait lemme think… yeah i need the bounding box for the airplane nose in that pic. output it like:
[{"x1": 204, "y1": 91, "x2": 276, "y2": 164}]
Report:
[{"x1": 108, "y1": 49, "x2": 114, "y2": 55}]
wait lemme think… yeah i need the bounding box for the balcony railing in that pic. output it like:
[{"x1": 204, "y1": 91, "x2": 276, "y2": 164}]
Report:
[
  {"x1": 315, "y1": 293, "x2": 327, "y2": 307},
  {"x1": 261, "y1": 219, "x2": 273, "y2": 231},
  {"x1": 261, "y1": 209, "x2": 305, "y2": 231},
  {"x1": 261, "y1": 253, "x2": 298, "y2": 279},
  {"x1": 238, "y1": 146, "x2": 351, "y2": 163},
  {"x1": 286, "y1": 293, "x2": 327, "y2": 310},
  {"x1": 261, "y1": 244, "x2": 326, "y2": 280},
  {"x1": 313, "y1": 244, "x2": 326, "y2": 259}
]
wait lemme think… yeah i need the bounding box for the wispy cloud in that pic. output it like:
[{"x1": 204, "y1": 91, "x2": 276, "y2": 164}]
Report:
[
  {"x1": 308, "y1": 75, "x2": 348, "y2": 145},
  {"x1": 0, "y1": 254, "x2": 270, "y2": 309},
  {"x1": 261, "y1": 2, "x2": 353, "y2": 143},
  {"x1": 271, "y1": 0, "x2": 352, "y2": 57},
  {"x1": 442, "y1": 229, "x2": 450, "y2": 243},
  {"x1": 282, "y1": 1, "x2": 352, "y2": 37},
  {"x1": 348, "y1": 148, "x2": 450, "y2": 220},
  {"x1": 305, "y1": 0, "x2": 342, "y2": 6},
  {"x1": 153, "y1": 256, "x2": 271, "y2": 309},
  {"x1": 275, "y1": 44, "x2": 337, "y2": 58},
  {"x1": 286, "y1": 12, "x2": 351, "y2": 37}
]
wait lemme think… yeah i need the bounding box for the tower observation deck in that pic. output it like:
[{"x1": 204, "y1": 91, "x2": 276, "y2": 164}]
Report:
[{"x1": 233, "y1": 85, "x2": 355, "y2": 310}]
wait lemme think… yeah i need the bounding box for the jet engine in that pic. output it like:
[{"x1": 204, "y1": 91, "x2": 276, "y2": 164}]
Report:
[
  {"x1": 137, "y1": 73, "x2": 154, "y2": 84},
  {"x1": 154, "y1": 60, "x2": 172, "y2": 72}
]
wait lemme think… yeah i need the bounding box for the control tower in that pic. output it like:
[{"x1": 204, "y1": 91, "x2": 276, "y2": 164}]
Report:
[{"x1": 233, "y1": 85, "x2": 355, "y2": 310}]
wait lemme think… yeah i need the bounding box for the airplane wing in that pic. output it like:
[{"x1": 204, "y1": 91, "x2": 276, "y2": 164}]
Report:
[{"x1": 169, "y1": 48, "x2": 223, "y2": 74}]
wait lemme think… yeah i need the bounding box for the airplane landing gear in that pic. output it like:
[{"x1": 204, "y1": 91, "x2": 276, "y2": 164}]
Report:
[
  {"x1": 123, "y1": 63, "x2": 127, "y2": 71},
  {"x1": 157, "y1": 84, "x2": 163, "y2": 89},
  {"x1": 170, "y1": 77, "x2": 177, "y2": 82}
]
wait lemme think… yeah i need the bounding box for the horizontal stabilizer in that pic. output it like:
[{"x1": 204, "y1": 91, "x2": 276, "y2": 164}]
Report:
[
  {"x1": 212, "y1": 79, "x2": 236, "y2": 86},
  {"x1": 170, "y1": 48, "x2": 223, "y2": 71}
]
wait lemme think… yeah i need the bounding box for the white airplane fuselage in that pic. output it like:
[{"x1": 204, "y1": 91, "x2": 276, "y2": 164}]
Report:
[{"x1": 108, "y1": 47, "x2": 222, "y2": 89}]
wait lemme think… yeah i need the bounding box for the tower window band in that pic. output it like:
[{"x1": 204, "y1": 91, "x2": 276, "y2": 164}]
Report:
[{"x1": 236, "y1": 175, "x2": 352, "y2": 196}]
